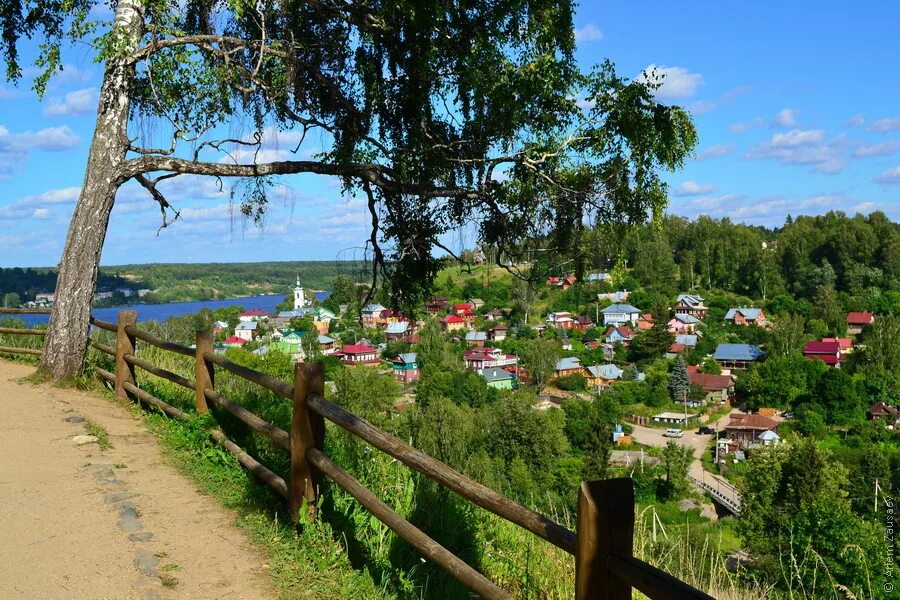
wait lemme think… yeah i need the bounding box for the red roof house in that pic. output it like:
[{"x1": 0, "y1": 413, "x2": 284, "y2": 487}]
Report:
[
  {"x1": 222, "y1": 336, "x2": 248, "y2": 345},
  {"x1": 441, "y1": 314, "x2": 467, "y2": 332},
  {"x1": 847, "y1": 312, "x2": 875, "y2": 334},
  {"x1": 822, "y1": 337, "x2": 853, "y2": 351},
  {"x1": 804, "y1": 340, "x2": 843, "y2": 366},
  {"x1": 337, "y1": 344, "x2": 380, "y2": 365},
  {"x1": 239, "y1": 308, "x2": 270, "y2": 320}
]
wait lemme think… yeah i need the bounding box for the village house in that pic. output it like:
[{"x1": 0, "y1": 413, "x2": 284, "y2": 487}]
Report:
[
  {"x1": 424, "y1": 296, "x2": 449, "y2": 315},
  {"x1": 441, "y1": 314, "x2": 468, "y2": 333},
  {"x1": 674, "y1": 334, "x2": 698, "y2": 349},
  {"x1": 467, "y1": 298, "x2": 485, "y2": 310},
  {"x1": 361, "y1": 303, "x2": 387, "y2": 328},
  {"x1": 601, "y1": 303, "x2": 641, "y2": 326},
  {"x1": 713, "y1": 343, "x2": 765, "y2": 369},
  {"x1": 212, "y1": 320, "x2": 229, "y2": 334},
  {"x1": 596, "y1": 290, "x2": 630, "y2": 303},
  {"x1": 847, "y1": 311, "x2": 875, "y2": 335},
  {"x1": 465, "y1": 331, "x2": 488, "y2": 347},
  {"x1": 668, "y1": 313, "x2": 700, "y2": 334},
  {"x1": 463, "y1": 347, "x2": 518, "y2": 370},
  {"x1": 547, "y1": 311, "x2": 576, "y2": 330},
  {"x1": 687, "y1": 366, "x2": 734, "y2": 404},
  {"x1": 478, "y1": 367, "x2": 518, "y2": 390},
  {"x1": 804, "y1": 340, "x2": 843, "y2": 367},
  {"x1": 868, "y1": 402, "x2": 899, "y2": 424},
  {"x1": 822, "y1": 337, "x2": 853, "y2": 353},
  {"x1": 584, "y1": 364, "x2": 623, "y2": 389},
  {"x1": 675, "y1": 294, "x2": 709, "y2": 319},
  {"x1": 222, "y1": 336, "x2": 247, "y2": 347},
  {"x1": 484, "y1": 308, "x2": 504, "y2": 321},
  {"x1": 574, "y1": 315, "x2": 594, "y2": 332},
  {"x1": 586, "y1": 272, "x2": 611, "y2": 283},
  {"x1": 723, "y1": 413, "x2": 780, "y2": 450},
  {"x1": 636, "y1": 313, "x2": 654, "y2": 331},
  {"x1": 385, "y1": 321, "x2": 411, "y2": 341},
  {"x1": 337, "y1": 344, "x2": 380, "y2": 365},
  {"x1": 554, "y1": 357, "x2": 583, "y2": 378},
  {"x1": 239, "y1": 308, "x2": 270, "y2": 322},
  {"x1": 604, "y1": 325, "x2": 635, "y2": 345},
  {"x1": 391, "y1": 353, "x2": 420, "y2": 383},
  {"x1": 488, "y1": 323, "x2": 508, "y2": 341},
  {"x1": 234, "y1": 321, "x2": 258, "y2": 341},
  {"x1": 724, "y1": 307, "x2": 767, "y2": 326},
  {"x1": 452, "y1": 303, "x2": 478, "y2": 325},
  {"x1": 317, "y1": 335, "x2": 337, "y2": 355}
]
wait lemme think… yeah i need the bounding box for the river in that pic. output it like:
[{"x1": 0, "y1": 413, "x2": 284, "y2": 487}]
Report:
[{"x1": 11, "y1": 294, "x2": 284, "y2": 327}]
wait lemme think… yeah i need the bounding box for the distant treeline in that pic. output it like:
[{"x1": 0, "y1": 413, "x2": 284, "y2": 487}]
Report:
[{"x1": 0, "y1": 261, "x2": 369, "y2": 305}]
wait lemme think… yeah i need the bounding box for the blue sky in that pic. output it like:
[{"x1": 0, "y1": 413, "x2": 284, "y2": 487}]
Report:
[{"x1": 1, "y1": 1, "x2": 899, "y2": 267}]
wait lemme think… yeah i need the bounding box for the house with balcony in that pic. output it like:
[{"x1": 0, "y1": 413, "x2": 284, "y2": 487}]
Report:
[
  {"x1": 584, "y1": 364, "x2": 623, "y2": 389},
  {"x1": 668, "y1": 313, "x2": 700, "y2": 334},
  {"x1": 601, "y1": 303, "x2": 641, "y2": 326},
  {"x1": 337, "y1": 344, "x2": 380, "y2": 365},
  {"x1": 675, "y1": 294, "x2": 708, "y2": 319},
  {"x1": 463, "y1": 347, "x2": 518, "y2": 370}
]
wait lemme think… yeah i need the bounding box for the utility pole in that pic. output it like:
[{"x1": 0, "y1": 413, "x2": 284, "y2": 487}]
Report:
[{"x1": 875, "y1": 478, "x2": 881, "y2": 514}]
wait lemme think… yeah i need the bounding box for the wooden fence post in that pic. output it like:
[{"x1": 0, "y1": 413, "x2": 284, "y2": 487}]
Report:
[
  {"x1": 114, "y1": 310, "x2": 137, "y2": 400},
  {"x1": 290, "y1": 361, "x2": 325, "y2": 522},
  {"x1": 194, "y1": 329, "x2": 214, "y2": 415},
  {"x1": 575, "y1": 478, "x2": 635, "y2": 600}
]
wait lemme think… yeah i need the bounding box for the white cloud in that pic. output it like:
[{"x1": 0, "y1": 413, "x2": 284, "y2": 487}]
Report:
[
  {"x1": 0, "y1": 124, "x2": 80, "y2": 151},
  {"x1": 769, "y1": 129, "x2": 825, "y2": 147},
  {"x1": 875, "y1": 166, "x2": 900, "y2": 185},
  {"x1": 43, "y1": 88, "x2": 98, "y2": 116},
  {"x1": 636, "y1": 65, "x2": 703, "y2": 100},
  {"x1": 729, "y1": 118, "x2": 764, "y2": 133},
  {"x1": 0, "y1": 126, "x2": 80, "y2": 177},
  {"x1": 745, "y1": 129, "x2": 848, "y2": 174},
  {"x1": 0, "y1": 186, "x2": 81, "y2": 220},
  {"x1": 869, "y1": 118, "x2": 900, "y2": 133},
  {"x1": 574, "y1": 24, "x2": 603, "y2": 43},
  {"x1": 772, "y1": 108, "x2": 798, "y2": 128},
  {"x1": 694, "y1": 144, "x2": 733, "y2": 161},
  {"x1": 852, "y1": 139, "x2": 900, "y2": 158},
  {"x1": 846, "y1": 113, "x2": 865, "y2": 127},
  {"x1": 673, "y1": 181, "x2": 716, "y2": 196}
]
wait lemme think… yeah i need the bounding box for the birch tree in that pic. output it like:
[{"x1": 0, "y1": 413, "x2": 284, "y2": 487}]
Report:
[{"x1": 2, "y1": 1, "x2": 697, "y2": 379}]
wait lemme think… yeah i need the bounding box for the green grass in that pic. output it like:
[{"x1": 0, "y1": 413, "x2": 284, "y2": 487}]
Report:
[{"x1": 84, "y1": 419, "x2": 112, "y2": 450}]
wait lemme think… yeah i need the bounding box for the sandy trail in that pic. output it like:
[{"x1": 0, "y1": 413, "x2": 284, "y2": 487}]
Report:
[{"x1": 0, "y1": 359, "x2": 274, "y2": 600}]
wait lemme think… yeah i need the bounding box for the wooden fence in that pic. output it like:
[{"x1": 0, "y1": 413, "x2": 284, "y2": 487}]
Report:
[{"x1": 0, "y1": 308, "x2": 715, "y2": 600}]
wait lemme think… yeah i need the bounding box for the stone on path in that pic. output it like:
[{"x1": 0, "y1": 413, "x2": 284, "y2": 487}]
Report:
[
  {"x1": 64, "y1": 415, "x2": 85, "y2": 423},
  {"x1": 72, "y1": 435, "x2": 98, "y2": 446}
]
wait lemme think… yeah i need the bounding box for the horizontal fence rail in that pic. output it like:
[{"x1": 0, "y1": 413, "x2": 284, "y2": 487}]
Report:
[{"x1": 0, "y1": 307, "x2": 716, "y2": 600}]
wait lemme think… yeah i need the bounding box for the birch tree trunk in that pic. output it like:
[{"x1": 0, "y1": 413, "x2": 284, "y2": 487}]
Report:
[{"x1": 40, "y1": 0, "x2": 143, "y2": 380}]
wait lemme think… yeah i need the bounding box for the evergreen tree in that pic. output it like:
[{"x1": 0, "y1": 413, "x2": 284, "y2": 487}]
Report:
[
  {"x1": 581, "y1": 417, "x2": 612, "y2": 481},
  {"x1": 669, "y1": 356, "x2": 690, "y2": 403}
]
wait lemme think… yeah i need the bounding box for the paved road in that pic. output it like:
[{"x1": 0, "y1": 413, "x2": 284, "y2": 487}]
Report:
[
  {"x1": 0, "y1": 359, "x2": 273, "y2": 599},
  {"x1": 629, "y1": 409, "x2": 740, "y2": 508}
]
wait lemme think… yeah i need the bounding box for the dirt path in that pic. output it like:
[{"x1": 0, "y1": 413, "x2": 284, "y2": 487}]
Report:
[{"x1": 0, "y1": 360, "x2": 274, "y2": 600}]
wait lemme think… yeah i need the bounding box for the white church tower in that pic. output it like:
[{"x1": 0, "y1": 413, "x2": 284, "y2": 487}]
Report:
[{"x1": 293, "y1": 275, "x2": 305, "y2": 310}]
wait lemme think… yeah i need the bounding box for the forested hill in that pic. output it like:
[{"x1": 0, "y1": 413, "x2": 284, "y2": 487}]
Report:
[
  {"x1": 606, "y1": 211, "x2": 900, "y2": 319},
  {"x1": 0, "y1": 261, "x2": 368, "y2": 304}
]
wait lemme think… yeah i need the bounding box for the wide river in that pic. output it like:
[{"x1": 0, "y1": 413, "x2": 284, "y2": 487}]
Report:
[{"x1": 12, "y1": 294, "x2": 284, "y2": 327}]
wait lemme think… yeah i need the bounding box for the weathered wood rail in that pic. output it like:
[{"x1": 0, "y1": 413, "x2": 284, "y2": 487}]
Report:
[{"x1": 0, "y1": 308, "x2": 716, "y2": 600}]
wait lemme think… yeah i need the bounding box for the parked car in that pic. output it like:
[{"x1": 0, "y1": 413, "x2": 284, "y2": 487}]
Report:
[
  {"x1": 664, "y1": 428, "x2": 684, "y2": 438},
  {"x1": 698, "y1": 426, "x2": 716, "y2": 435}
]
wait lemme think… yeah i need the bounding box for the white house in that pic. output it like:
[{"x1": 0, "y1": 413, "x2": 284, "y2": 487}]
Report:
[
  {"x1": 234, "y1": 321, "x2": 258, "y2": 341},
  {"x1": 601, "y1": 303, "x2": 641, "y2": 326}
]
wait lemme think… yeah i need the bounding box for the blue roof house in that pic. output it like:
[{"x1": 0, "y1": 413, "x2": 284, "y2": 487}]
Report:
[{"x1": 714, "y1": 343, "x2": 766, "y2": 369}]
